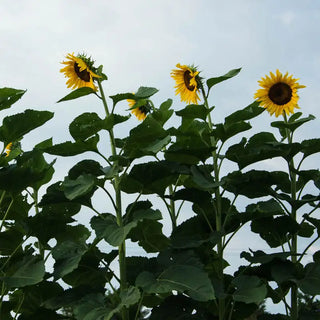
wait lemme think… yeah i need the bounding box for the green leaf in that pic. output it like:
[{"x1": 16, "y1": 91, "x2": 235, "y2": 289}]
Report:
[
  {"x1": 176, "y1": 104, "x2": 212, "y2": 121},
  {"x1": 73, "y1": 293, "x2": 111, "y2": 320},
  {"x1": 0, "y1": 109, "x2": 54, "y2": 142},
  {"x1": 57, "y1": 87, "x2": 95, "y2": 103},
  {"x1": 213, "y1": 121, "x2": 252, "y2": 142},
  {"x1": 68, "y1": 159, "x2": 105, "y2": 179},
  {"x1": 1, "y1": 254, "x2": 45, "y2": 288},
  {"x1": 104, "y1": 286, "x2": 141, "y2": 320},
  {"x1": 299, "y1": 262, "x2": 320, "y2": 295},
  {"x1": 232, "y1": 275, "x2": 267, "y2": 304},
  {"x1": 44, "y1": 135, "x2": 99, "y2": 156},
  {"x1": 129, "y1": 219, "x2": 170, "y2": 253},
  {"x1": 109, "y1": 92, "x2": 135, "y2": 105},
  {"x1": 0, "y1": 228, "x2": 24, "y2": 255},
  {"x1": 251, "y1": 216, "x2": 300, "y2": 247},
  {"x1": 301, "y1": 138, "x2": 320, "y2": 158},
  {"x1": 52, "y1": 240, "x2": 87, "y2": 279},
  {"x1": 62, "y1": 174, "x2": 96, "y2": 200},
  {"x1": 206, "y1": 68, "x2": 241, "y2": 90},
  {"x1": 151, "y1": 99, "x2": 174, "y2": 126},
  {"x1": 271, "y1": 114, "x2": 315, "y2": 134},
  {"x1": 240, "y1": 250, "x2": 292, "y2": 264},
  {"x1": 103, "y1": 114, "x2": 130, "y2": 130},
  {"x1": 136, "y1": 265, "x2": 215, "y2": 301},
  {"x1": 69, "y1": 112, "x2": 104, "y2": 141},
  {"x1": 91, "y1": 214, "x2": 137, "y2": 246},
  {"x1": 0, "y1": 87, "x2": 26, "y2": 111},
  {"x1": 225, "y1": 101, "x2": 264, "y2": 124},
  {"x1": 119, "y1": 161, "x2": 178, "y2": 195},
  {"x1": 123, "y1": 117, "x2": 170, "y2": 159},
  {"x1": 135, "y1": 86, "x2": 159, "y2": 98}
]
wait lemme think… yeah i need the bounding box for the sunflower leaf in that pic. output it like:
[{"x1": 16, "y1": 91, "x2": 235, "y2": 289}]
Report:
[
  {"x1": 57, "y1": 87, "x2": 96, "y2": 103},
  {"x1": 110, "y1": 93, "x2": 135, "y2": 106},
  {"x1": 0, "y1": 87, "x2": 26, "y2": 111},
  {"x1": 135, "y1": 86, "x2": 159, "y2": 99},
  {"x1": 206, "y1": 68, "x2": 241, "y2": 90}
]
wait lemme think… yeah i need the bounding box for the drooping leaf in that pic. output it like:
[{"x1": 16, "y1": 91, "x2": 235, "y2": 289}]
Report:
[
  {"x1": 57, "y1": 87, "x2": 95, "y2": 103},
  {"x1": 225, "y1": 101, "x2": 264, "y2": 124},
  {"x1": 135, "y1": 86, "x2": 159, "y2": 99},
  {"x1": 1, "y1": 254, "x2": 45, "y2": 288},
  {"x1": 176, "y1": 104, "x2": 212, "y2": 121},
  {"x1": 0, "y1": 109, "x2": 54, "y2": 142},
  {"x1": 52, "y1": 240, "x2": 88, "y2": 279},
  {"x1": 207, "y1": 68, "x2": 241, "y2": 90},
  {"x1": 299, "y1": 262, "x2": 320, "y2": 295},
  {"x1": 232, "y1": 275, "x2": 267, "y2": 304},
  {"x1": 136, "y1": 264, "x2": 215, "y2": 302},
  {"x1": 69, "y1": 112, "x2": 104, "y2": 141},
  {"x1": 44, "y1": 135, "x2": 99, "y2": 156},
  {"x1": 62, "y1": 174, "x2": 97, "y2": 200},
  {"x1": 0, "y1": 87, "x2": 26, "y2": 111}
]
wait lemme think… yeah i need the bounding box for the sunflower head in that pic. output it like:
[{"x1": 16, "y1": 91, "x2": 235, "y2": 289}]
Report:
[
  {"x1": 60, "y1": 53, "x2": 101, "y2": 91},
  {"x1": 254, "y1": 69, "x2": 306, "y2": 117},
  {"x1": 171, "y1": 63, "x2": 201, "y2": 105},
  {"x1": 127, "y1": 97, "x2": 152, "y2": 121}
]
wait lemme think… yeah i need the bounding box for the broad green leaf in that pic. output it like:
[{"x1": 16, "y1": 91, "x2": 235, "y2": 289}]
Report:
[
  {"x1": 44, "y1": 135, "x2": 99, "y2": 156},
  {"x1": 10, "y1": 281, "x2": 64, "y2": 316},
  {"x1": 213, "y1": 121, "x2": 251, "y2": 142},
  {"x1": 299, "y1": 262, "x2": 320, "y2": 295},
  {"x1": 91, "y1": 214, "x2": 137, "y2": 246},
  {"x1": 69, "y1": 112, "x2": 104, "y2": 141},
  {"x1": 109, "y1": 92, "x2": 135, "y2": 105},
  {"x1": 0, "y1": 87, "x2": 26, "y2": 111},
  {"x1": 207, "y1": 68, "x2": 241, "y2": 90},
  {"x1": 271, "y1": 114, "x2": 315, "y2": 134},
  {"x1": 240, "y1": 250, "x2": 291, "y2": 264},
  {"x1": 52, "y1": 240, "x2": 87, "y2": 279},
  {"x1": 1, "y1": 254, "x2": 45, "y2": 288},
  {"x1": 123, "y1": 117, "x2": 170, "y2": 159},
  {"x1": 223, "y1": 170, "x2": 291, "y2": 198},
  {"x1": 129, "y1": 219, "x2": 170, "y2": 253},
  {"x1": 119, "y1": 161, "x2": 178, "y2": 195},
  {"x1": 0, "y1": 193, "x2": 31, "y2": 221},
  {"x1": 251, "y1": 216, "x2": 299, "y2": 247},
  {"x1": 0, "y1": 109, "x2": 54, "y2": 142},
  {"x1": 301, "y1": 138, "x2": 320, "y2": 158},
  {"x1": 68, "y1": 159, "x2": 105, "y2": 179},
  {"x1": 232, "y1": 275, "x2": 267, "y2": 304},
  {"x1": 151, "y1": 99, "x2": 174, "y2": 126},
  {"x1": 226, "y1": 132, "x2": 302, "y2": 169},
  {"x1": 136, "y1": 265, "x2": 215, "y2": 301},
  {"x1": 0, "y1": 228, "x2": 24, "y2": 255},
  {"x1": 176, "y1": 104, "x2": 212, "y2": 121},
  {"x1": 73, "y1": 293, "x2": 111, "y2": 320},
  {"x1": 62, "y1": 174, "x2": 96, "y2": 200},
  {"x1": 298, "y1": 222, "x2": 315, "y2": 238},
  {"x1": 104, "y1": 286, "x2": 141, "y2": 320},
  {"x1": 103, "y1": 113, "x2": 130, "y2": 130},
  {"x1": 57, "y1": 87, "x2": 95, "y2": 103},
  {"x1": 135, "y1": 86, "x2": 159, "y2": 98},
  {"x1": 225, "y1": 101, "x2": 264, "y2": 124}
]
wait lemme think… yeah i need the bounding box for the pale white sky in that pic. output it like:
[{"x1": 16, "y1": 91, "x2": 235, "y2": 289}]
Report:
[{"x1": 1, "y1": 0, "x2": 320, "y2": 313}]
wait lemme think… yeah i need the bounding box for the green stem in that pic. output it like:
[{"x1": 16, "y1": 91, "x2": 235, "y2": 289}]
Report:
[
  {"x1": 0, "y1": 198, "x2": 13, "y2": 233},
  {"x1": 201, "y1": 86, "x2": 225, "y2": 319},
  {"x1": 98, "y1": 79, "x2": 128, "y2": 320},
  {"x1": 283, "y1": 113, "x2": 298, "y2": 320},
  {"x1": 168, "y1": 184, "x2": 177, "y2": 229}
]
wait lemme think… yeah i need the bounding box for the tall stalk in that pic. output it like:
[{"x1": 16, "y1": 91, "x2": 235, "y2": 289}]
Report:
[
  {"x1": 201, "y1": 88, "x2": 225, "y2": 319},
  {"x1": 283, "y1": 113, "x2": 298, "y2": 320},
  {"x1": 98, "y1": 80, "x2": 128, "y2": 320}
]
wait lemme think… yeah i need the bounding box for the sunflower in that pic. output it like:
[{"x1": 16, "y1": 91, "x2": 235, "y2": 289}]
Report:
[
  {"x1": 171, "y1": 63, "x2": 201, "y2": 105},
  {"x1": 60, "y1": 53, "x2": 101, "y2": 91},
  {"x1": 254, "y1": 69, "x2": 305, "y2": 117},
  {"x1": 4, "y1": 142, "x2": 12, "y2": 157},
  {"x1": 127, "y1": 97, "x2": 151, "y2": 121}
]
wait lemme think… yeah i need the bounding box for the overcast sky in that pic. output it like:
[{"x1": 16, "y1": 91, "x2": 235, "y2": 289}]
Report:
[{"x1": 1, "y1": 0, "x2": 320, "y2": 313}]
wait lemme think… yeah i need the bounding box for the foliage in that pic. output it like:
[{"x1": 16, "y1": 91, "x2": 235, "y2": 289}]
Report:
[{"x1": 0, "y1": 60, "x2": 319, "y2": 320}]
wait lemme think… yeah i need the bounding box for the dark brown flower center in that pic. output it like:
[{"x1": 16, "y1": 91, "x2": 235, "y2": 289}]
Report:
[
  {"x1": 268, "y1": 82, "x2": 292, "y2": 105},
  {"x1": 139, "y1": 104, "x2": 151, "y2": 115},
  {"x1": 74, "y1": 62, "x2": 91, "y2": 82},
  {"x1": 184, "y1": 70, "x2": 195, "y2": 91}
]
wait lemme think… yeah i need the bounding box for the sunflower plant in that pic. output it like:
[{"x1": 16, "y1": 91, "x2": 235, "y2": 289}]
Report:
[{"x1": 1, "y1": 54, "x2": 320, "y2": 320}]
